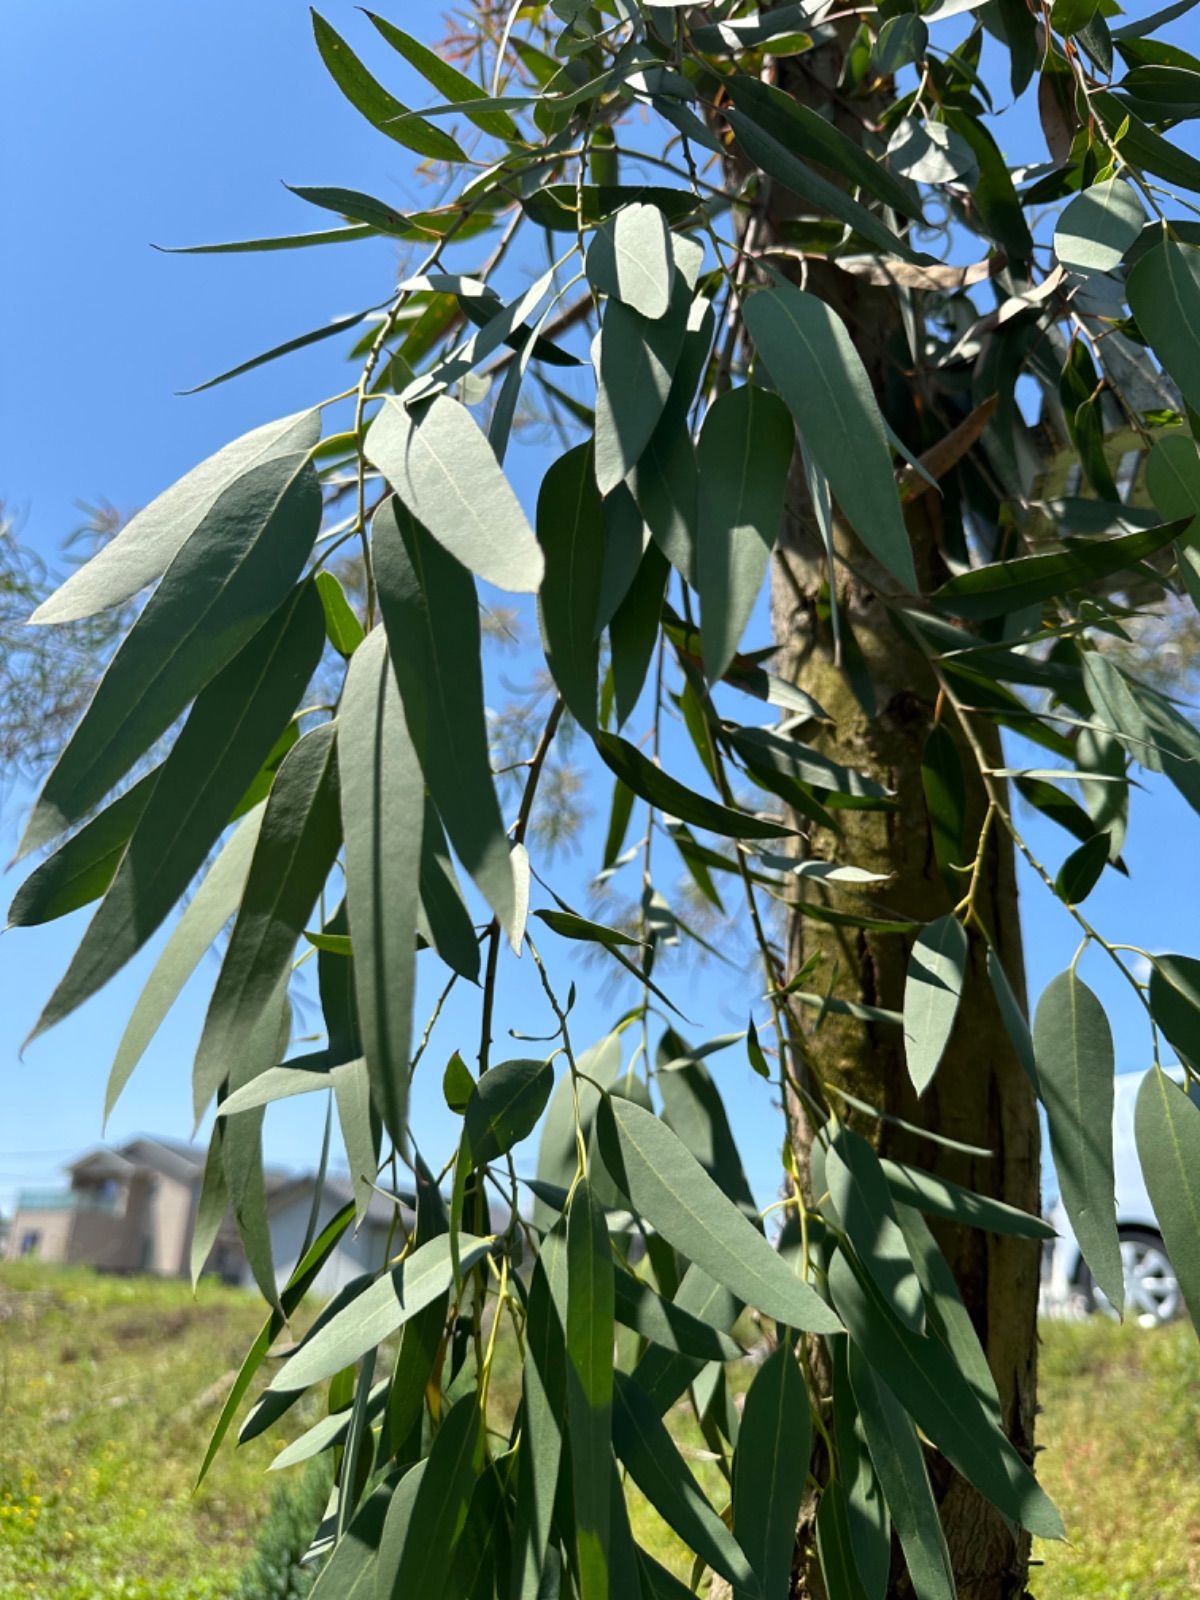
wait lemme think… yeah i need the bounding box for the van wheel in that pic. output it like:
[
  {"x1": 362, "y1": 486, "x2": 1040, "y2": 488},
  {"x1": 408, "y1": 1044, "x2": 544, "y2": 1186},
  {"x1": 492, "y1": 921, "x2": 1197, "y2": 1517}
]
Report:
[{"x1": 1077, "y1": 1228, "x2": 1181, "y2": 1327}]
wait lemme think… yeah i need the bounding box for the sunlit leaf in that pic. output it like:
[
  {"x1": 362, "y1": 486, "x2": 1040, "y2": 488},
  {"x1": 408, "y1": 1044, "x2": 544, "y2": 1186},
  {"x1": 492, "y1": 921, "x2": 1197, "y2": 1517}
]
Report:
[
  {"x1": 903, "y1": 915, "x2": 968, "y2": 1096},
  {"x1": 1134, "y1": 1068, "x2": 1200, "y2": 1330},
  {"x1": 1033, "y1": 971, "x2": 1124, "y2": 1310}
]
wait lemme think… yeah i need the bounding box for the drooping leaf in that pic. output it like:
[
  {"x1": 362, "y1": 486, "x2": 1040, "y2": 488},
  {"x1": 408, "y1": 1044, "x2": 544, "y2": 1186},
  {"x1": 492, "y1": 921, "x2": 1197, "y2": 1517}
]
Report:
[
  {"x1": 827, "y1": 1250, "x2": 1062, "y2": 1538},
  {"x1": 537, "y1": 442, "x2": 605, "y2": 731},
  {"x1": 339, "y1": 626, "x2": 423, "y2": 1146},
  {"x1": 315, "y1": 570, "x2": 365, "y2": 656},
  {"x1": 826, "y1": 1124, "x2": 925, "y2": 1333},
  {"x1": 903, "y1": 915, "x2": 968, "y2": 1096},
  {"x1": 894, "y1": 1203, "x2": 1002, "y2": 1422},
  {"x1": 656, "y1": 1034, "x2": 757, "y2": 1214},
  {"x1": 104, "y1": 805, "x2": 264, "y2": 1119},
  {"x1": 8, "y1": 769, "x2": 157, "y2": 929},
  {"x1": 612, "y1": 1263, "x2": 741, "y2": 1361},
  {"x1": 732, "y1": 1344, "x2": 810, "y2": 1600},
  {"x1": 270, "y1": 1233, "x2": 491, "y2": 1392},
  {"x1": 596, "y1": 1095, "x2": 842, "y2": 1332},
  {"x1": 595, "y1": 731, "x2": 794, "y2": 840},
  {"x1": 830, "y1": 1341, "x2": 890, "y2": 1600},
  {"x1": 374, "y1": 496, "x2": 516, "y2": 936},
  {"x1": 1134, "y1": 1068, "x2": 1200, "y2": 1331},
  {"x1": 586, "y1": 202, "x2": 676, "y2": 319},
  {"x1": 464, "y1": 1058, "x2": 554, "y2": 1164},
  {"x1": 375, "y1": 1395, "x2": 480, "y2": 1600},
  {"x1": 311, "y1": 11, "x2": 466, "y2": 162},
  {"x1": 1033, "y1": 971, "x2": 1124, "y2": 1310},
  {"x1": 613, "y1": 1371, "x2": 759, "y2": 1593},
  {"x1": 816, "y1": 1481, "x2": 871, "y2": 1600},
  {"x1": 1054, "y1": 178, "x2": 1146, "y2": 276},
  {"x1": 19, "y1": 451, "x2": 322, "y2": 859},
  {"x1": 987, "y1": 949, "x2": 1039, "y2": 1091},
  {"x1": 29, "y1": 410, "x2": 319, "y2": 626},
  {"x1": 696, "y1": 385, "x2": 793, "y2": 685},
  {"x1": 367, "y1": 395, "x2": 544, "y2": 593},
  {"x1": 363, "y1": 11, "x2": 520, "y2": 139},
  {"x1": 511, "y1": 1251, "x2": 567, "y2": 1600},
  {"x1": 848, "y1": 1346, "x2": 955, "y2": 1600},
  {"x1": 932, "y1": 519, "x2": 1188, "y2": 619},
  {"x1": 594, "y1": 289, "x2": 690, "y2": 495},
  {"x1": 1126, "y1": 239, "x2": 1200, "y2": 413},
  {"x1": 418, "y1": 799, "x2": 482, "y2": 982},
  {"x1": 610, "y1": 540, "x2": 669, "y2": 727},
  {"x1": 1054, "y1": 831, "x2": 1111, "y2": 905},
  {"x1": 920, "y1": 723, "x2": 967, "y2": 892},
  {"x1": 29, "y1": 584, "x2": 325, "y2": 1043},
  {"x1": 743, "y1": 285, "x2": 917, "y2": 592},
  {"x1": 881, "y1": 1158, "x2": 1052, "y2": 1238},
  {"x1": 566, "y1": 1179, "x2": 614, "y2": 1600},
  {"x1": 1148, "y1": 954, "x2": 1200, "y2": 1063},
  {"x1": 306, "y1": 1465, "x2": 395, "y2": 1599},
  {"x1": 192, "y1": 721, "x2": 341, "y2": 1120}
]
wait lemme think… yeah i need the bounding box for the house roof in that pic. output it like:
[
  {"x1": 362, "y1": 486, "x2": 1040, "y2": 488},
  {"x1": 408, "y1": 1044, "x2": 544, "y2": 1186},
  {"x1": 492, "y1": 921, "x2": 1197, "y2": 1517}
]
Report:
[{"x1": 67, "y1": 1135, "x2": 294, "y2": 1191}]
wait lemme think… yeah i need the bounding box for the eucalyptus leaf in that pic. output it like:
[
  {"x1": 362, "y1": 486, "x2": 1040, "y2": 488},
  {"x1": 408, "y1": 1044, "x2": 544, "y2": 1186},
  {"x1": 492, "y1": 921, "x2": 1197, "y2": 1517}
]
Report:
[
  {"x1": 1033, "y1": 971, "x2": 1124, "y2": 1310},
  {"x1": 1134, "y1": 1068, "x2": 1200, "y2": 1329},
  {"x1": 903, "y1": 915, "x2": 968, "y2": 1096}
]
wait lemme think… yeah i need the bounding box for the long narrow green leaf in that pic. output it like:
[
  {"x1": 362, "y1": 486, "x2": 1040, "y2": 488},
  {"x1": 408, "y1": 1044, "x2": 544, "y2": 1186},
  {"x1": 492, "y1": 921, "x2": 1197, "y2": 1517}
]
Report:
[
  {"x1": 1033, "y1": 970, "x2": 1123, "y2": 1310},
  {"x1": 566, "y1": 1179, "x2": 614, "y2": 1600},
  {"x1": 742, "y1": 285, "x2": 917, "y2": 592},
  {"x1": 849, "y1": 1346, "x2": 954, "y2": 1600},
  {"x1": 827, "y1": 1249, "x2": 1062, "y2": 1539},
  {"x1": 596, "y1": 1096, "x2": 842, "y2": 1332},
  {"x1": 1134, "y1": 1067, "x2": 1200, "y2": 1330},
  {"x1": 880, "y1": 1158, "x2": 1053, "y2": 1239},
  {"x1": 613, "y1": 1371, "x2": 759, "y2": 1593},
  {"x1": 830, "y1": 1342, "x2": 890, "y2": 1600},
  {"x1": 307, "y1": 1467, "x2": 395, "y2": 1599},
  {"x1": 339, "y1": 626, "x2": 423, "y2": 1146},
  {"x1": 732, "y1": 1344, "x2": 809, "y2": 1600},
  {"x1": 595, "y1": 731, "x2": 793, "y2": 841},
  {"x1": 894, "y1": 1203, "x2": 1002, "y2": 1421},
  {"x1": 815, "y1": 1481, "x2": 871, "y2": 1600},
  {"x1": 311, "y1": 11, "x2": 465, "y2": 162},
  {"x1": 512, "y1": 1251, "x2": 567, "y2": 1600},
  {"x1": 726, "y1": 107, "x2": 923, "y2": 265},
  {"x1": 29, "y1": 410, "x2": 319, "y2": 625},
  {"x1": 1127, "y1": 238, "x2": 1200, "y2": 414},
  {"x1": 903, "y1": 915, "x2": 968, "y2": 1096},
  {"x1": 8, "y1": 769, "x2": 157, "y2": 928},
  {"x1": 104, "y1": 805, "x2": 264, "y2": 1119},
  {"x1": 374, "y1": 496, "x2": 516, "y2": 936},
  {"x1": 376, "y1": 1394, "x2": 481, "y2": 1600},
  {"x1": 826, "y1": 1125, "x2": 925, "y2": 1334},
  {"x1": 180, "y1": 302, "x2": 387, "y2": 394},
  {"x1": 538, "y1": 441, "x2": 605, "y2": 731},
  {"x1": 697, "y1": 385, "x2": 793, "y2": 686},
  {"x1": 19, "y1": 451, "x2": 321, "y2": 859},
  {"x1": 417, "y1": 798, "x2": 481, "y2": 981},
  {"x1": 932, "y1": 520, "x2": 1189, "y2": 620},
  {"x1": 594, "y1": 289, "x2": 690, "y2": 495},
  {"x1": 270, "y1": 1233, "x2": 491, "y2": 1391},
  {"x1": 367, "y1": 395, "x2": 544, "y2": 594},
  {"x1": 157, "y1": 224, "x2": 377, "y2": 254},
  {"x1": 192, "y1": 722, "x2": 341, "y2": 1120},
  {"x1": 613, "y1": 1264, "x2": 742, "y2": 1361},
  {"x1": 30, "y1": 584, "x2": 325, "y2": 1043},
  {"x1": 363, "y1": 12, "x2": 520, "y2": 138}
]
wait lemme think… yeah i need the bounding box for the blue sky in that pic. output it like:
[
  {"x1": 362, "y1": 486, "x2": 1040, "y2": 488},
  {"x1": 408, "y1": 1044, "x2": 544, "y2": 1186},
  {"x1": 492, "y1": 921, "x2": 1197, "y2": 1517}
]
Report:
[{"x1": 3, "y1": 0, "x2": 1198, "y2": 1216}]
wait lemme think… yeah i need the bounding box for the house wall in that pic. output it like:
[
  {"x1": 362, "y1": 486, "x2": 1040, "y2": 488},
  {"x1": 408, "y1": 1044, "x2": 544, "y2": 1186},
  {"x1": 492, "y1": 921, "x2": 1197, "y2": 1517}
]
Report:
[
  {"x1": 266, "y1": 1196, "x2": 391, "y2": 1297},
  {"x1": 3, "y1": 1208, "x2": 73, "y2": 1263},
  {"x1": 145, "y1": 1174, "x2": 197, "y2": 1277}
]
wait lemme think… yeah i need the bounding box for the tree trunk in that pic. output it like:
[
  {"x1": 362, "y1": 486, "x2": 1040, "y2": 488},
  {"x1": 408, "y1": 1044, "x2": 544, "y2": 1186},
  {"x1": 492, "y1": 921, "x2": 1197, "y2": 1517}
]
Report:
[{"x1": 747, "y1": 53, "x2": 1044, "y2": 1600}]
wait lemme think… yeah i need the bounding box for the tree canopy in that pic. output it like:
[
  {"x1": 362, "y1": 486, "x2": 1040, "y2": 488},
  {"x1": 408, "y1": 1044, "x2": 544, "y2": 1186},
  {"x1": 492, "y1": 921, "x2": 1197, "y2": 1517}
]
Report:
[{"x1": 10, "y1": 3, "x2": 1200, "y2": 1597}]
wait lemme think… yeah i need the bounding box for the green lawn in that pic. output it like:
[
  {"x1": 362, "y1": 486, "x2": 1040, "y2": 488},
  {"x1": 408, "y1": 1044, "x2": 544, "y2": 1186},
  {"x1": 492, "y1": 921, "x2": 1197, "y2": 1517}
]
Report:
[
  {"x1": 0, "y1": 1262, "x2": 1195, "y2": 1597},
  {"x1": 0, "y1": 1262, "x2": 320, "y2": 1600}
]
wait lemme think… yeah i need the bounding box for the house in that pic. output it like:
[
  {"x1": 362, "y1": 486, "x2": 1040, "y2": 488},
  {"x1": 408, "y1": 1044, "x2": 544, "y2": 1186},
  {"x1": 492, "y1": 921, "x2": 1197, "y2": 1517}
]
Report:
[{"x1": 2, "y1": 1135, "x2": 408, "y2": 1297}]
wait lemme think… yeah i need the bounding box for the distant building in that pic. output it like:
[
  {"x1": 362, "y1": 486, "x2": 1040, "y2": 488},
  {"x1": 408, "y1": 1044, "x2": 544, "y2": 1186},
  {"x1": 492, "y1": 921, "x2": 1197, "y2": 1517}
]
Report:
[{"x1": 2, "y1": 1134, "x2": 407, "y2": 1296}]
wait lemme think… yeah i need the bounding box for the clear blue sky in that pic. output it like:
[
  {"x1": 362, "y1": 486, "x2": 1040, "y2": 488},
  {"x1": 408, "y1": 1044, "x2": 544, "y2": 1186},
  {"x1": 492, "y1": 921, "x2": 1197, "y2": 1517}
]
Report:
[{"x1": 3, "y1": 1, "x2": 1198, "y2": 1216}]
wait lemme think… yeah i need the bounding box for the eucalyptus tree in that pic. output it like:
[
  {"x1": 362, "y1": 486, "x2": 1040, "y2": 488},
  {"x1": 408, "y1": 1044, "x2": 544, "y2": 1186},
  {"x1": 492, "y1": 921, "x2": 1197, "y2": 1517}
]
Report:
[{"x1": 11, "y1": 3, "x2": 1200, "y2": 1598}]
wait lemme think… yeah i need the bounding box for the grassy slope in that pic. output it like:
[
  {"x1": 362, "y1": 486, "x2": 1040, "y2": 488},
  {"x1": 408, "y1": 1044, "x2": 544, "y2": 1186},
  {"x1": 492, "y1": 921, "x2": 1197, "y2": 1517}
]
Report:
[
  {"x1": 0, "y1": 1263, "x2": 1196, "y2": 1597},
  {"x1": 0, "y1": 1262, "x2": 320, "y2": 1600}
]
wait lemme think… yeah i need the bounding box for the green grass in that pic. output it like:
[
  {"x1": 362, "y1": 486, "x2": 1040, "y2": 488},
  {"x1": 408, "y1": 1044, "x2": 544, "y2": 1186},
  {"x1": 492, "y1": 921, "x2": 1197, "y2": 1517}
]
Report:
[
  {"x1": 1, "y1": 1262, "x2": 1196, "y2": 1597},
  {"x1": 0, "y1": 1261, "x2": 321, "y2": 1600},
  {"x1": 1033, "y1": 1317, "x2": 1200, "y2": 1599}
]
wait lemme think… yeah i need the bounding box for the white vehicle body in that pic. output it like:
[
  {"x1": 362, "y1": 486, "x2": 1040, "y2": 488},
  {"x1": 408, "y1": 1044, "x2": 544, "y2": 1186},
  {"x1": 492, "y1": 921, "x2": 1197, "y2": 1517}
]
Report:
[{"x1": 1041, "y1": 1066, "x2": 1196, "y2": 1324}]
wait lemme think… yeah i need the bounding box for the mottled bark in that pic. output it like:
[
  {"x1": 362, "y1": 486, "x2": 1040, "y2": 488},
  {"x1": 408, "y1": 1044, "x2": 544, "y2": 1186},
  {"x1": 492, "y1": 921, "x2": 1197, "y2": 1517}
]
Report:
[{"x1": 749, "y1": 54, "x2": 1043, "y2": 1600}]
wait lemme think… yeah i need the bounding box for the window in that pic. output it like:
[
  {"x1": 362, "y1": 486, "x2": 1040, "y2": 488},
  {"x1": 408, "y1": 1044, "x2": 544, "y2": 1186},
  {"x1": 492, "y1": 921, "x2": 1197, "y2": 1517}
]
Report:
[{"x1": 19, "y1": 1231, "x2": 40, "y2": 1257}]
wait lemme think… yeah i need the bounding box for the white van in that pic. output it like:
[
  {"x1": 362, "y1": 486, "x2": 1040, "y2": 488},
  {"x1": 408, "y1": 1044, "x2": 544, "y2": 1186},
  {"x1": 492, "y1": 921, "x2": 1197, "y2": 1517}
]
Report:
[{"x1": 1041, "y1": 1066, "x2": 1197, "y2": 1326}]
